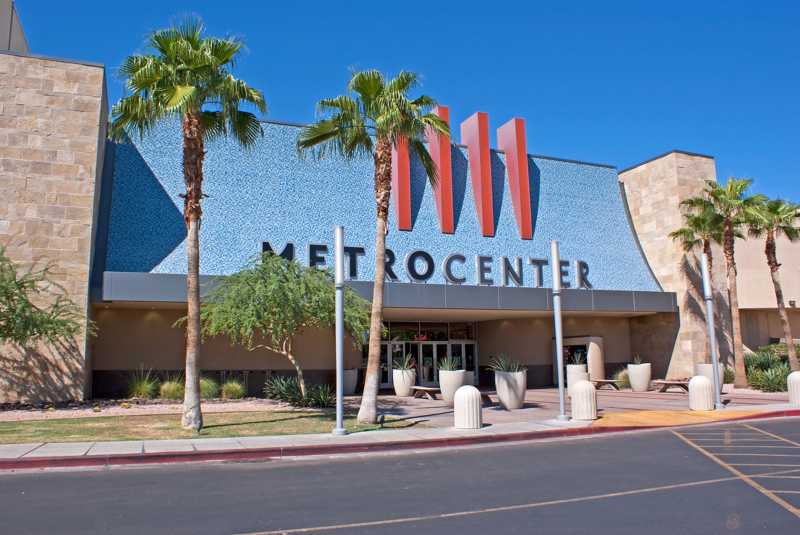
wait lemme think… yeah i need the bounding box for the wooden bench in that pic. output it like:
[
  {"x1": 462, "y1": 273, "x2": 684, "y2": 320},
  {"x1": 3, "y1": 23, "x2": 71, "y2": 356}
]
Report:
[
  {"x1": 411, "y1": 386, "x2": 440, "y2": 400},
  {"x1": 651, "y1": 379, "x2": 690, "y2": 393},
  {"x1": 592, "y1": 379, "x2": 620, "y2": 391}
]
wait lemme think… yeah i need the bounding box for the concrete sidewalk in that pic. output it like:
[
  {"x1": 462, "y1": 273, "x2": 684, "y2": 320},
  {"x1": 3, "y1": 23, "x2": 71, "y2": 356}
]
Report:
[{"x1": 1, "y1": 402, "x2": 797, "y2": 471}]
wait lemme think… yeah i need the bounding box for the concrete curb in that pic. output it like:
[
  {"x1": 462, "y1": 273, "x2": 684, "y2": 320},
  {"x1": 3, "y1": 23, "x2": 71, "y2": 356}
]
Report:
[{"x1": 1, "y1": 409, "x2": 798, "y2": 471}]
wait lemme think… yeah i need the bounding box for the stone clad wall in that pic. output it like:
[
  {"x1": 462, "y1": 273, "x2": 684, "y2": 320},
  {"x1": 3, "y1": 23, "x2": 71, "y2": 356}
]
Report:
[
  {"x1": 0, "y1": 52, "x2": 106, "y2": 403},
  {"x1": 620, "y1": 152, "x2": 732, "y2": 379}
]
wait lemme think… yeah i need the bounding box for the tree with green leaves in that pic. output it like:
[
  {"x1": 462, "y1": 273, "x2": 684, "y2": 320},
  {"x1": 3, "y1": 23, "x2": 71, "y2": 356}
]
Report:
[
  {"x1": 682, "y1": 178, "x2": 766, "y2": 387},
  {"x1": 297, "y1": 70, "x2": 449, "y2": 423},
  {"x1": 669, "y1": 203, "x2": 725, "y2": 274},
  {"x1": 746, "y1": 198, "x2": 800, "y2": 372},
  {"x1": 196, "y1": 253, "x2": 370, "y2": 397},
  {"x1": 110, "y1": 19, "x2": 266, "y2": 431},
  {"x1": 0, "y1": 247, "x2": 93, "y2": 347}
]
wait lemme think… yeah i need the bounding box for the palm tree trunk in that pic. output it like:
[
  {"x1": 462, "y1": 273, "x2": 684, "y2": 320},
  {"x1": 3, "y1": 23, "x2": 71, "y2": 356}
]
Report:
[
  {"x1": 181, "y1": 112, "x2": 204, "y2": 431},
  {"x1": 724, "y1": 223, "x2": 748, "y2": 388},
  {"x1": 358, "y1": 138, "x2": 392, "y2": 424},
  {"x1": 765, "y1": 232, "x2": 799, "y2": 371}
]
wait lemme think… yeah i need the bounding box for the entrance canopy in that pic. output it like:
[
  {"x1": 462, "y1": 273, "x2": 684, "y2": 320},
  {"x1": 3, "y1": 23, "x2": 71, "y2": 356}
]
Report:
[{"x1": 99, "y1": 272, "x2": 676, "y2": 316}]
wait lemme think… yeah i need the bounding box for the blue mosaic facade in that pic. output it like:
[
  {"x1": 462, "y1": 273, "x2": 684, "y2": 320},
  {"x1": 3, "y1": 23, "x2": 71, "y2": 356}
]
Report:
[{"x1": 104, "y1": 120, "x2": 660, "y2": 292}]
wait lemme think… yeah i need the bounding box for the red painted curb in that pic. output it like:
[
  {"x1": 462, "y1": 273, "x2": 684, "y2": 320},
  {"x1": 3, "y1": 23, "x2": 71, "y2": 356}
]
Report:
[{"x1": 1, "y1": 409, "x2": 798, "y2": 471}]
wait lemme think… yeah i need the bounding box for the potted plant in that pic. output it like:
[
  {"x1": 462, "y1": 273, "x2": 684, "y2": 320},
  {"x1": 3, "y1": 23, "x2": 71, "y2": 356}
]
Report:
[
  {"x1": 489, "y1": 355, "x2": 527, "y2": 410},
  {"x1": 566, "y1": 354, "x2": 589, "y2": 396},
  {"x1": 343, "y1": 368, "x2": 358, "y2": 395},
  {"x1": 627, "y1": 354, "x2": 651, "y2": 392},
  {"x1": 392, "y1": 354, "x2": 416, "y2": 397},
  {"x1": 437, "y1": 356, "x2": 467, "y2": 405}
]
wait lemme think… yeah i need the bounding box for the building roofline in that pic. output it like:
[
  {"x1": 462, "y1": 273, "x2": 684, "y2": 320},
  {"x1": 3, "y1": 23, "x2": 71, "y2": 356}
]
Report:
[
  {"x1": 258, "y1": 118, "x2": 618, "y2": 170},
  {"x1": 0, "y1": 48, "x2": 104, "y2": 69},
  {"x1": 619, "y1": 150, "x2": 715, "y2": 175}
]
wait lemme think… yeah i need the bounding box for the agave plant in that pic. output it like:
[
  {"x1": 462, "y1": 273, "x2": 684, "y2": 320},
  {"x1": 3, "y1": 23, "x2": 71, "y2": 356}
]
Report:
[
  {"x1": 437, "y1": 356, "x2": 463, "y2": 371},
  {"x1": 488, "y1": 354, "x2": 527, "y2": 373}
]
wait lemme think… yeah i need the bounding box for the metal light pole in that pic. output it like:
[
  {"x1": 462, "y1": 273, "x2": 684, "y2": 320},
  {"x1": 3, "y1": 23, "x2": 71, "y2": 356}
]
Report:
[
  {"x1": 700, "y1": 253, "x2": 724, "y2": 410},
  {"x1": 550, "y1": 240, "x2": 569, "y2": 421},
  {"x1": 332, "y1": 226, "x2": 347, "y2": 435}
]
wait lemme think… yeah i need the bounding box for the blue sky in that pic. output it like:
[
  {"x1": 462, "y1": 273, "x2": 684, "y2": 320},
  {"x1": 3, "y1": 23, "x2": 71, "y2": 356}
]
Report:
[{"x1": 18, "y1": 0, "x2": 800, "y2": 200}]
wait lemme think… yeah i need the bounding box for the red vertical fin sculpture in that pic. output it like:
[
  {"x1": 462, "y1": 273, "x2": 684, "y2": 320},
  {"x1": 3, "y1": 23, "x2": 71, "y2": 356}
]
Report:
[
  {"x1": 460, "y1": 112, "x2": 494, "y2": 237},
  {"x1": 497, "y1": 118, "x2": 532, "y2": 239},
  {"x1": 391, "y1": 136, "x2": 412, "y2": 231},
  {"x1": 427, "y1": 105, "x2": 454, "y2": 233}
]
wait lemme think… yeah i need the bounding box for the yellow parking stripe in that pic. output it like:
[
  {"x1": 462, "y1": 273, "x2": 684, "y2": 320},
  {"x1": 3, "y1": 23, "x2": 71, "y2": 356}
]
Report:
[
  {"x1": 743, "y1": 424, "x2": 800, "y2": 448},
  {"x1": 672, "y1": 431, "x2": 800, "y2": 518}
]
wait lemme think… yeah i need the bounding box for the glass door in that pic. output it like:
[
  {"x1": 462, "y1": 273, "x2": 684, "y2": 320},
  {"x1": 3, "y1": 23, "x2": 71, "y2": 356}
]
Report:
[
  {"x1": 378, "y1": 342, "x2": 405, "y2": 387},
  {"x1": 450, "y1": 341, "x2": 478, "y2": 385},
  {"x1": 419, "y1": 342, "x2": 437, "y2": 386}
]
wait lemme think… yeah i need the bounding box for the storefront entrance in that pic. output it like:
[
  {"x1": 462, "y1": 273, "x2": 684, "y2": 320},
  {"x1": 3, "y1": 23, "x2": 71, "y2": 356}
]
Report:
[{"x1": 367, "y1": 321, "x2": 479, "y2": 389}]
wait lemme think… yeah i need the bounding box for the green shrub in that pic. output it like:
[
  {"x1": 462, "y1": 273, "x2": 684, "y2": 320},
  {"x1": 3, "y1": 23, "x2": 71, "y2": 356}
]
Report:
[
  {"x1": 263, "y1": 376, "x2": 334, "y2": 408},
  {"x1": 723, "y1": 367, "x2": 734, "y2": 384},
  {"x1": 749, "y1": 363, "x2": 790, "y2": 392},
  {"x1": 128, "y1": 367, "x2": 158, "y2": 399},
  {"x1": 745, "y1": 351, "x2": 784, "y2": 375},
  {"x1": 200, "y1": 377, "x2": 220, "y2": 399},
  {"x1": 305, "y1": 384, "x2": 334, "y2": 408},
  {"x1": 221, "y1": 379, "x2": 246, "y2": 400},
  {"x1": 159, "y1": 378, "x2": 184, "y2": 400},
  {"x1": 614, "y1": 368, "x2": 631, "y2": 389}
]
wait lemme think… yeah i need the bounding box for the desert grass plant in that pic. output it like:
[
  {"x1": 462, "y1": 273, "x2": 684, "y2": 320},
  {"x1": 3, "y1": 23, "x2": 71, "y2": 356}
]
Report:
[
  {"x1": 128, "y1": 367, "x2": 158, "y2": 399},
  {"x1": 221, "y1": 379, "x2": 246, "y2": 400},
  {"x1": 488, "y1": 354, "x2": 527, "y2": 373},
  {"x1": 613, "y1": 368, "x2": 631, "y2": 389},
  {"x1": 723, "y1": 367, "x2": 735, "y2": 384},
  {"x1": 748, "y1": 363, "x2": 790, "y2": 392},
  {"x1": 159, "y1": 375, "x2": 185, "y2": 400},
  {"x1": 200, "y1": 377, "x2": 220, "y2": 400},
  {"x1": 437, "y1": 356, "x2": 462, "y2": 371}
]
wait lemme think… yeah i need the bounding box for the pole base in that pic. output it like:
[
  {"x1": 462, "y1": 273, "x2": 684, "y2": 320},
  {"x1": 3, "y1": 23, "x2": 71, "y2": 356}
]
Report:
[
  {"x1": 556, "y1": 414, "x2": 570, "y2": 421},
  {"x1": 714, "y1": 403, "x2": 725, "y2": 410},
  {"x1": 331, "y1": 428, "x2": 348, "y2": 436}
]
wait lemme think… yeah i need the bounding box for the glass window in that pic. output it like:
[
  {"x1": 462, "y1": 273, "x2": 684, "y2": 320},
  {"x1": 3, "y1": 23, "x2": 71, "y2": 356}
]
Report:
[
  {"x1": 448, "y1": 322, "x2": 475, "y2": 340},
  {"x1": 390, "y1": 322, "x2": 419, "y2": 342},
  {"x1": 419, "y1": 322, "x2": 448, "y2": 341}
]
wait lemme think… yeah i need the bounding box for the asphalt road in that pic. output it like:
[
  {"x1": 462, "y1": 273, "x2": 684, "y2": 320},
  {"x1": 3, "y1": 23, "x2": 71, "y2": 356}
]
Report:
[{"x1": 1, "y1": 419, "x2": 799, "y2": 534}]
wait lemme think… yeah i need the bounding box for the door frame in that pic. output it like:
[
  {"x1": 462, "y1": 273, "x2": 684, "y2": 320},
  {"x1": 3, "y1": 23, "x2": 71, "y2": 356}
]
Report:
[{"x1": 449, "y1": 340, "x2": 479, "y2": 385}]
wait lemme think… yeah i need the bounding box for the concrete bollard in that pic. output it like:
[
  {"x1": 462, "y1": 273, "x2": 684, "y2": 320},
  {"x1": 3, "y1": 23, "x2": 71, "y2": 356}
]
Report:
[
  {"x1": 571, "y1": 380, "x2": 597, "y2": 421},
  {"x1": 689, "y1": 375, "x2": 714, "y2": 411},
  {"x1": 789, "y1": 371, "x2": 800, "y2": 407},
  {"x1": 454, "y1": 385, "x2": 483, "y2": 429}
]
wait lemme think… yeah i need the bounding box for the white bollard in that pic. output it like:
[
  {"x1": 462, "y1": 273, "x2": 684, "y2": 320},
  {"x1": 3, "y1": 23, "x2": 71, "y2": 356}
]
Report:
[
  {"x1": 689, "y1": 375, "x2": 714, "y2": 411},
  {"x1": 454, "y1": 385, "x2": 483, "y2": 429},
  {"x1": 568, "y1": 370, "x2": 589, "y2": 398},
  {"x1": 571, "y1": 380, "x2": 597, "y2": 421},
  {"x1": 789, "y1": 371, "x2": 800, "y2": 407}
]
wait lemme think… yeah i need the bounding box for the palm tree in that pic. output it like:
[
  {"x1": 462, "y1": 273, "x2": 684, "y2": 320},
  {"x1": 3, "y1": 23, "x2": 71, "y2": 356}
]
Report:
[
  {"x1": 746, "y1": 199, "x2": 800, "y2": 372},
  {"x1": 110, "y1": 19, "x2": 266, "y2": 431},
  {"x1": 683, "y1": 178, "x2": 766, "y2": 387},
  {"x1": 297, "y1": 70, "x2": 448, "y2": 424},
  {"x1": 669, "y1": 203, "x2": 724, "y2": 274}
]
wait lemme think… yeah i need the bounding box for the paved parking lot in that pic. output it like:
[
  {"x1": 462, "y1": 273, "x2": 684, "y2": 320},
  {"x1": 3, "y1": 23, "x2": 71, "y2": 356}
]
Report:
[{"x1": 0, "y1": 418, "x2": 798, "y2": 534}]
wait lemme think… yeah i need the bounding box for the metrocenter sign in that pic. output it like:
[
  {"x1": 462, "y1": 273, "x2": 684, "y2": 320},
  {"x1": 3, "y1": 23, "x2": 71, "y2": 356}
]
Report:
[{"x1": 262, "y1": 241, "x2": 592, "y2": 290}]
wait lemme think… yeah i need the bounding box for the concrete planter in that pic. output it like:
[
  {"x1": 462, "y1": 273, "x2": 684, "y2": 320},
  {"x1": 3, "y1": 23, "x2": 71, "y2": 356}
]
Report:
[
  {"x1": 439, "y1": 370, "x2": 467, "y2": 405},
  {"x1": 494, "y1": 370, "x2": 527, "y2": 410},
  {"x1": 627, "y1": 363, "x2": 651, "y2": 392},
  {"x1": 343, "y1": 369, "x2": 358, "y2": 396},
  {"x1": 566, "y1": 364, "x2": 588, "y2": 392},
  {"x1": 567, "y1": 365, "x2": 589, "y2": 398},
  {"x1": 694, "y1": 363, "x2": 724, "y2": 392},
  {"x1": 464, "y1": 371, "x2": 475, "y2": 386},
  {"x1": 392, "y1": 369, "x2": 416, "y2": 397}
]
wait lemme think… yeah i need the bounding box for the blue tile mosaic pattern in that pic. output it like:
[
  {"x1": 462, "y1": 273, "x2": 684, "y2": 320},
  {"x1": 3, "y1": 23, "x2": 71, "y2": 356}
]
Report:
[{"x1": 105, "y1": 121, "x2": 660, "y2": 292}]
